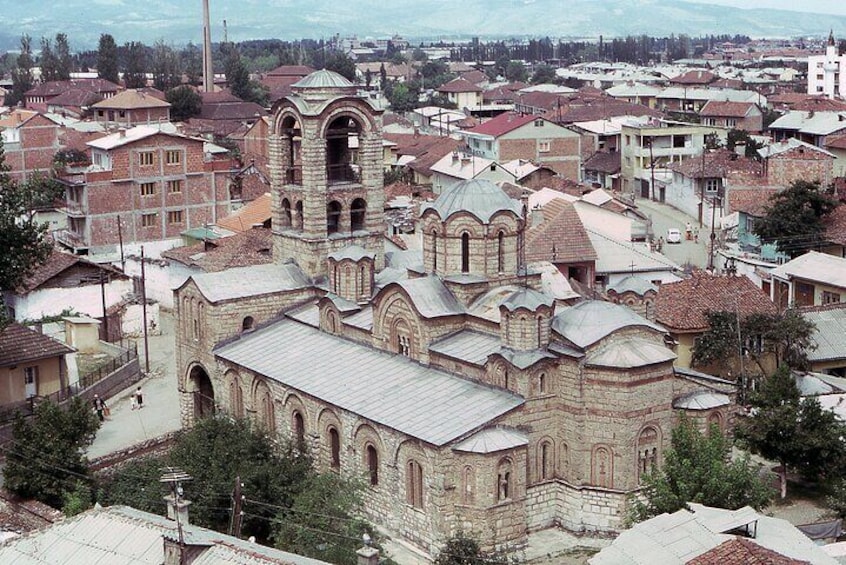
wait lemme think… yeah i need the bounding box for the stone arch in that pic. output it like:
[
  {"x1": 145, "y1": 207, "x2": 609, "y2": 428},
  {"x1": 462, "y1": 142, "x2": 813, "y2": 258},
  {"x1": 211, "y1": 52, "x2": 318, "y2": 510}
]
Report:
[
  {"x1": 461, "y1": 465, "x2": 476, "y2": 505},
  {"x1": 460, "y1": 231, "x2": 471, "y2": 273},
  {"x1": 327, "y1": 200, "x2": 342, "y2": 234},
  {"x1": 225, "y1": 369, "x2": 244, "y2": 418},
  {"x1": 242, "y1": 316, "x2": 254, "y2": 332},
  {"x1": 707, "y1": 411, "x2": 724, "y2": 434},
  {"x1": 636, "y1": 425, "x2": 661, "y2": 482},
  {"x1": 591, "y1": 444, "x2": 614, "y2": 488},
  {"x1": 497, "y1": 230, "x2": 506, "y2": 273},
  {"x1": 186, "y1": 363, "x2": 214, "y2": 421},
  {"x1": 283, "y1": 393, "x2": 308, "y2": 445},
  {"x1": 353, "y1": 423, "x2": 384, "y2": 486},
  {"x1": 350, "y1": 198, "x2": 367, "y2": 232},
  {"x1": 317, "y1": 408, "x2": 343, "y2": 471},
  {"x1": 281, "y1": 198, "x2": 292, "y2": 228},
  {"x1": 251, "y1": 379, "x2": 274, "y2": 431},
  {"x1": 324, "y1": 308, "x2": 339, "y2": 334},
  {"x1": 537, "y1": 437, "x2": 555, "y2": 481},
  {"x1": 318, "y1": 101, "x2": 379, "y2": 138},
  {"x1": 535, "y1": 368, "x2": 550, "y2": 395}
]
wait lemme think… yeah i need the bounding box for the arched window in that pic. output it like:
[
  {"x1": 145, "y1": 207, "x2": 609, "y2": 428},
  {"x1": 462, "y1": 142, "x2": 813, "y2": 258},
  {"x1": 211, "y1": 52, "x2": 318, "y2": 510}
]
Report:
[
  {"x1": 366, "y1": 444, "x2": 379, "y2": 486},
  {"x1": 394, "y1": 319, "x2": 412, "y2": 357},
  {"x1": 406, "y1": 459, "x2": 424, "y2": 509},
  {"x1": 350, "y1": 198, "x2": 366, "y2": 232},
  {"x1": 637, "y1": 427, "x2": 660, "y2": 482},
  {"x1": 707, "y1": 412, "x2": 724, "y2": 435},
  {"x1": 537, "y1": 315, "x2": 544, "y2": 348},
  {"x1": 359, "y1": 265, "x2": 367, "y2": 299},
  {"x1": 461, "y1": 232, "x2": 470, "y2": 273},
  {"x1": 539, "y1": 441, "x2": 554, "y2": 480},
  {"x1": 328, "y1": 426, "x2": 341, "y2": 470},
  {"x1": 538, "y1": 372, "x2": 547, "y2": 394},
  {"x1": 293, "y1": 410, "x2": 305, "y2": 447},
  {"x1": 497, "y1": 459, "x2": 512, "y2": 501},
  {"x1": 327, "y1": 201, "x2": 342, "y2": 234},
  {"x1": 229, "y1": 377, "x2": 243, "y2": 418},
  {"x1": 295, "y1": 201, "x2": 303, "y2": 230},
  {"x1": 461, "y1": 466, "x2": 475, "y2": 505},
  {"x1": 431, "y1": 230, "x2": 438, "y2": 271},
  {"x1": 497, "y1": 230, "x2": 505, "y2": 273},
  {"x1": 242, "y1": 316, "x2": 254, "y2": 332},
  {"x1": 592, "y1": 446, "x2": 613, "y2": 488},
  {"x1": 281, "y1": 198, "x2": 292, "y2": 228}
]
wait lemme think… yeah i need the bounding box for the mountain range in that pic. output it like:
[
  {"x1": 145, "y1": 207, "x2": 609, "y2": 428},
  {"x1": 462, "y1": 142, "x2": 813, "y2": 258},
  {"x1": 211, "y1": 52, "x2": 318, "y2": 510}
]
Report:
[{"x1": 1, "y1": 0, "x2": 845, "y2": 51}]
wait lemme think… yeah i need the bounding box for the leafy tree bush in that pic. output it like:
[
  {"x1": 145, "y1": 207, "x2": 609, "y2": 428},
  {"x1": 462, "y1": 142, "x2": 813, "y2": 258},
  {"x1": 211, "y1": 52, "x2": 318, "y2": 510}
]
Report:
[
  {"x1": 97, "y1": 33, "x2": 119, "y2": 85},
  {"x1": 4, "y1": 398, "x2": 100, "y2": 508},
  {"x1": 628, "y1": 415, "x2": 772, "y2": 523},
  {"x1": 166, "y1": 85, "x2": 202, "y2": 122},
  {"x1": 753, "y1": 180, "x2": 838, "y2": 257},
  {"x1": 434, "y1": 532, "x2": 512, "y2": 565},
  {"x1": 530, "y1": 64, "x2": 556, "y2": 84},
  {"x1": 324, "y1": 51, "x2": 356, "y2": 82},
  {"x1": 505, "y1": 61, "x2": 528, "y2": 83}
]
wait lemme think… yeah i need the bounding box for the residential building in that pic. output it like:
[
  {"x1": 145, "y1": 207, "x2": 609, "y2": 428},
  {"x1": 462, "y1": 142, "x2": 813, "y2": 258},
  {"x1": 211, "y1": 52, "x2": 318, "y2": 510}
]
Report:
[
  {"x1": 429, "y1": 152, "x2": 516, "y2": 193},
  {"x1": 699, "y1": 100, "x2": 763, "y2": 132},
  {"x1": 802, "y1": 303, "x2": 846, "y2": 376},
  {"x1": 24, "y1": 79, "x2": 120, "y2": 112},
  {"x1": 462, "y1": 112, "x2": 582, "y2": 180},
  {"x1": 55, "y1": 125, "x2": 235, "y2": 256},
  {"x1": 724, "y1": 187, "x2": 784, "y2": 263},
  {"x1": 0, "y1": 110, "x2": 62, "y2": 182},
  {"x1": 654, "y1": 87, "x2": 763, "y2": 115},
  {"x1": 655, "y1": 272, "x2": 777, "y2": 370},
  {"x1": 173, "y1": 70, "x2": 732, "y2": 556},
  {"x1": 0, "y1": 324, "x2": 75, "y2": 405},
  {"x1": 758, "y1": 138, "x2": 835, "y2": 188},
  {"x1": 437, "y1": 77, "x2": 483, "y2": 111},
  {"x1": 525, "y1": 197, "x2": 597, "y2": 288},
  {"x1": 619, "y1": 119, "x2": 727, "y2": 198},
  {"x1": 605, "y1": 82, "x2": 662, "y2": 109},
  {"x1": 823, "y1": 133, "x2": 846, "y2": 177},
  {"x1": 583, "y1": 151, "x2": 621, "y2": 191},
  {"x1": 260, "y1": 64, "x2": 315, "y2": 103},
  {"x1": 770, "y1": 251, "x2": 846, "y2": 309},
  {"x1": 768, "y1": 110, "x2": 846, "y2": 148},
  {"x1": 669, "y1": 69, "x2": 717, "y2": 86},
  {"x1": 91, "y1": 89, "x2": 171, "y2": 127},
  {"x1": 807, "y1": 31, "x2": 846, "y2": 99}
]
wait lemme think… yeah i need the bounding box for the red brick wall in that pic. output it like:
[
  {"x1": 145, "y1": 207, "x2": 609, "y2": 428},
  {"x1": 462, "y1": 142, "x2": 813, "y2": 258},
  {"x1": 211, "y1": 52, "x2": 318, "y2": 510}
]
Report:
[
  {"x1": 499, "y1": 136, "x2": 581, "y2": 181},
  {"x1": 4, "y1": 115, "x2": 61, "y2": 181},
  {"x1": 766, "y1": 148, "x2": 834, "y2": 187}
]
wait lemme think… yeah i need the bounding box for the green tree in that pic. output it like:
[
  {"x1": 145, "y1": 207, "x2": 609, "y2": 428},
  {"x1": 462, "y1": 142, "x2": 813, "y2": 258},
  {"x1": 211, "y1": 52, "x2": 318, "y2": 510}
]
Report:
[
  {"x1": 726, "y1": 128, "x2": 763, "y2": 160},
  {"x1": 739, "y1": 367, "x2": 846, "y2": 499},
  {"x1": 39, "y1": 36, "x2": 59, "y2": 82},
  {"x1": 8, "y1": 34, "x2": 35, "y2": 107},
  {"x1": 434, "y1": 532, "x2": 511, "y2": 565},
  {"x1": 530, "y1": 64, "x2": 556, "y2": 84},
  {"x1": 181, "y1": 42, "x2": 203, "y2": 86},
  {"x1": 753, "y1": 180, "x2": 838, "y2": 257},
  {"x1": 505, "y1": 60, "x2": 528, "y2": 83},
  {"x1": 166, "y1": 85, "x2": 202, "y2": 121},
  {"x1": 3, "y1": 398, "x2": 100, "y2": 508},
  {"x1": 152, "y1": 40, "x2": 182, "y2": 91},
  {"x1": 97, "y1": 33, "x2": 119, "y2": 84},
  {"x1": 324, "y1": 51, "x2": 356, "y2": 82},
  {"x1": 123, "y1": 41, "x2": 147, "y2": 89},
  {"x1": 379, "y1": 63, "x2": 387, "y2": 90},
  {"x1": 386, "y1": 82, "x2": 420, "y2": 112},
  {"x1": 628, "y1": 415, "x2": 772, "y2": 523},
  {"x1": 55, "y1": 33, "x2": 72, "y2": 81}
]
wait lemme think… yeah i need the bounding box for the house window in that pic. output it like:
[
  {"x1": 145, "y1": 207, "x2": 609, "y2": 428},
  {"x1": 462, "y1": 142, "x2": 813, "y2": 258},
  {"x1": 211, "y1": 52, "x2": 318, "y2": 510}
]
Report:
[
  {"x1": 366, "y1": 444, "x2": 379, "y2": 485},
  {"x1": 166, "y1": 150, "x2": 181, "y2": 165},
  {"x1": 329, "y1": 426, "x2": 341, "y2": 470},
  {"x1": 140, "y1": 182, "x2": 156, "y2": 196},
  {"x1": 823, "y1": 291, "x2": 841, "y2": 304},
  {"x1": 167, "y1": 210, "x2": 184, "y2": 224},
  {"x1": 726, "y1": 118, "x2": 737, "y2": 128},
  {"x1": 406, "y1": 460, "x2": 424, "y2": 509},
  {"x1": 672, "y1": 135, "x2": 686, "y2": 148},
  {"x1": 534, "y1": 119, "x2": 544, "y2": 127},
  {"x1": 703, "y1": 117, "x2": 716, "y2": 126},
  {"x1": 704, "y1": 178, "x2": 721, "y2": 195},
  {"x1": 23, "y1": 366, "x2": 38, "y2": 398},
  {"x1": 141, "y1": 213, "x2": 157, "y2": 228},
  {"x1": 167, "y1": 180, "x2": 182, "y2": 193},
  {"x1": 139, "y1": 151, "x2": 154, "y2": 166},
  {"x1": 538, "y1": 140, "x2": 551, "y2": 153}
]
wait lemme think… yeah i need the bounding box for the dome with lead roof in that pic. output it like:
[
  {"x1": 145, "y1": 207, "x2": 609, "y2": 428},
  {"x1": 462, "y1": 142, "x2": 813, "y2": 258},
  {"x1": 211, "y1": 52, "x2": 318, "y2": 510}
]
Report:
[
  {"x1": 422, "y1": 179, "x2": 523, "y2": 224},
  {"x1": 292, "y1": 70, "x2": 356, "y2": 91}
]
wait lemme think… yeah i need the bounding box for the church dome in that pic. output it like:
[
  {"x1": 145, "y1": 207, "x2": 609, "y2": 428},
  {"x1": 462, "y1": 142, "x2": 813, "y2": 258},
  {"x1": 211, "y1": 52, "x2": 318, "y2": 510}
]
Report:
[
  {"x1": 423, "y1": 179, "x2": 523, "y2": 224},
  {"x1": 292, "y1": 69, "x2": 356, "y2": 90},
  {"x1": 500, "y1": 287, "x2": 554, "y2": 313}
]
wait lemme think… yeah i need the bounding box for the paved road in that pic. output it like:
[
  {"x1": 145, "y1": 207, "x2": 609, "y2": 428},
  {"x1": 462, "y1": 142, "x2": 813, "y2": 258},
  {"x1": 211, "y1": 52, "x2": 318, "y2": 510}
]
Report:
[
  {"x1": 634, "y1": 197, "x2": 711, "y2": 270},
  {"x1": 87, "y1": 311, "x2": 181, "y2": 459}
]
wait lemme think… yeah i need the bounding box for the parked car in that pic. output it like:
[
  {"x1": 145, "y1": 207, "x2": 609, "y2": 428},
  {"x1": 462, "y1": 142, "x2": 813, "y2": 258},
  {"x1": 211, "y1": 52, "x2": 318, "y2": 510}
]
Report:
[{"x1": 666, "y1": 228, "x2": 682, "y2": 244}]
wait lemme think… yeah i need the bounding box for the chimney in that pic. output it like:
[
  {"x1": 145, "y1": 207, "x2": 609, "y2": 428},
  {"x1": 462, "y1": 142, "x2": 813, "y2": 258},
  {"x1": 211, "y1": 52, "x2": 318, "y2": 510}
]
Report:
[
  {"x1": 452, "y1": 151, "x2": 459, "y2": 163},
  {"x1": 201, "y1": 0, "x2": 214, "y2": 93},
  {"x1": 356, "y1": 540, "x2": 379, "y2": 565},
  {"x1": 164, "y1": 492, "x2": 191, "y2": 525},
  {"x1": 119, "y1": 128, "x2": 127, "y2": 138},
  {"x1": 531, "y1": 204, "x2": 544, "y2": 227}
]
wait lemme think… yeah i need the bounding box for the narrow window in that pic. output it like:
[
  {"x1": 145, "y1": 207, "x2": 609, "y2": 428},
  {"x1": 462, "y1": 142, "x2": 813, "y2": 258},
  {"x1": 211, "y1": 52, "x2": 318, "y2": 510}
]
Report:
[
  {"x1": 139, "y1": 151, "x2": 154, "y2": 166},
  {"x1": 497, "y1": 231, "x2": 505, "y2": 273},
  {"x1": 141, "y1": 213, "x2": 157, "y2": 228},
  {"x1": 167, "y1": 210, "x2": 183, "y2": 223},
  {"x1": 327, "y1": 201, "x2": 342, "y2": 234},
  {"x1": 406, "y1": 460, "x2": 424, "y2": 509},
  {"x1": 293, "y1": 411, "x2": 305, "y2": 447},
  {"x1": 167, "y1": 179, "x2": 182, "y2": 193},
  {"x1": 366, "y1": 444, "x2": 379, "y2": 485},
  {"x1": 432, "y1": 230, "x2": 438, "y2": 271},
  {"x1": 329, "y1": 427, "x2": 341, "y2": 470},
  {"x1": 281, "y1": 198, "x2": 292, "y2": 228},
  {"x1": 140, "y1": 182, "x2": 156, "y2": 196},
  {"x1": 461, "y1": 232, "x2": 470, "y2": 273},
  {"x1": 166, "y1": 150, "x2": 181, "y2": 165},
  {"x1": 295, "y1": 201, "x2": 303, "y2": 230},
  {"x1": 350, "y1": 198, "x2": 367, "y2": 231}
]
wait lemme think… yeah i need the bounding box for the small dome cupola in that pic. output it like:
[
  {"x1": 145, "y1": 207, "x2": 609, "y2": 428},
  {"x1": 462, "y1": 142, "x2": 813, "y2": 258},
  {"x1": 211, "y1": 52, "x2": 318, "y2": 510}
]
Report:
[
  {"x1": 499, "y1": 287, "x2": 554, "y2": 351},
  {"x1": 328, "y1": 245, "x2": 375, "y2": 303}
]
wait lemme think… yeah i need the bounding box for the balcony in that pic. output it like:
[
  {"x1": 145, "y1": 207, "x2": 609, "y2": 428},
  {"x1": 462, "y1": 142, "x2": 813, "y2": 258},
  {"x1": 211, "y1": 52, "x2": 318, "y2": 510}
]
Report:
[{"x1": 62, "y1": 200, "x2": 87, "y2": 217}]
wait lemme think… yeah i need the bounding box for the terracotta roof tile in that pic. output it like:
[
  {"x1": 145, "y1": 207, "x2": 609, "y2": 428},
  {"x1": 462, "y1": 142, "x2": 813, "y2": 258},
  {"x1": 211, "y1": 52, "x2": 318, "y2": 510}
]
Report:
[
  {"x1": 669, "y1": 150, "x2": 763, "y2": 179},
  {"x1": 0, "y1": 324, "x2": 74, "y2": 367},
  {"x1": 655, "y1": 272, "x2": 777, "y2": 332},
  {"x1": 465, "y1": 112, "x2": 537, "y2": 137},
  {"x1": 92, "y1": 89, "x2": 170, "y2": 110},
  {"x1": 437, "y1": 77, "x2": 483, "y2": 93},
  {"x1": 728, "y1": 188, "x2": 780, "y2": 217},
  {"x1": 405, "y1": 137, "x2": 462, "y2": 177},
  {"x1": 670, "y1": 70, "x2": 717, "y2": 85},
  {"x1": 526, "y1": 198, "x2": 597, "y2": 264},
  {"x1": 217, "y1": 193, "x2": 272, "y2": 233},
  {"x1": 583, "y1": 151, "x2": 621, "y2": 174},
  {"x1": 18, "y1": 250, "x2": 125, "y2": 293},
  {"x1": 162, "y1": 228, "x2": 273, "y2": 272},
  {"x1": 688, "y1": 538, "x2": 808, "y2": 565},
  {"x1": 824, "y1": 205, "x2": 846, "y2": 246},
  {"x1": 700, "y1": 100, "x2": 756, "y2": 118}
]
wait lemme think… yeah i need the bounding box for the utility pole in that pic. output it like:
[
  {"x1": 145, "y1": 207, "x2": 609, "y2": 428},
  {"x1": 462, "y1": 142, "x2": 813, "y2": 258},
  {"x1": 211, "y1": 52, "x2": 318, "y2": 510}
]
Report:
[
  {"x1": 117, "y1": 216, "x2": 125, "y2": 272},
  {"x1": 99, "y1": 269, "x2": 109, "y2": 341},
  {"x1": 140, "y1": 245, "x2": 150, "y2": 373},
  {"x1": 229, "y1": 475, "x2": 244, "y2": 538},
  {"x1": 160, "y1": 467, "x2": 192, "y2": 565}
]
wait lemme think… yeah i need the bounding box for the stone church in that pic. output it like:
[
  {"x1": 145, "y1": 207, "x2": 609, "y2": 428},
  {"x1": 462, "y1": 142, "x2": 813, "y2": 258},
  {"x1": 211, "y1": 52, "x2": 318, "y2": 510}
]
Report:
[{"x1": 174, "y1": 70, "x2": 734, "y2": 554}]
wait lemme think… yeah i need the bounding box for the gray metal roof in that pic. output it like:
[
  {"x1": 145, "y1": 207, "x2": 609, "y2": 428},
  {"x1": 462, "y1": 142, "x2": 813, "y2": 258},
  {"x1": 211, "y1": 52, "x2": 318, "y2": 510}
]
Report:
[
  {"x1": 324, "y1": 294, "x2": 361, "y2": 314},
  {"x1": 344, "y1": 305, "x2": 374, "y2": 330},
  {"x1": 672, "y1": 390, "x2": 731, "y2": 410},
  {"x1": 291, "y1": 69, "x2": 355, "y2": 89},
  {"x1": 585, "y1": 337, "x2": 676, "y2": 368},
  {"x1": 551, "y1": 300, "x2": 666, "y2": 349},
  {"x1": 607, "y1": 275, "x2": 658, "y2": 296},
  {"x1": 0, "y1": 505, "x2": 329, "y2": 565},
  {"x1": 468, "y1": 285, "x2": 525, "y2": 322},
  {"x1": 286, "y1": 301, "x2": 321, "y2": 328},
  {"x1": 215, "y1": 319, "x2": 524, "y2": 446},
  {"x1": 389, "y1": 276, "x2": 465, "y2": 318},
  {"x1": 421, "y1": 179, "x2": 523, "y2": 224},
  {"x1": 189, "y1": 263, "x2": 311, "y2": 303},
  {"x1": 795, "y1": 371, "x2": 846, "y2": 396},
  {"x1": 430, "y1": 330, "x2": 501, "y2": 366},
  {"x1": 803, "y1": 305, "x2": 846, "y2": 362},
  {"x1": 328, "y1": 244, "x2": 374, "y2": 262},
  {"x1": 500, "y1": 287, "x2": 554, "y2": 312},
  {"x1": 495, "y1": 347, "x2": 557, "y2": 369},
  {"x1": 452, "y1": 426, "x2": 528, "y2": 453}
]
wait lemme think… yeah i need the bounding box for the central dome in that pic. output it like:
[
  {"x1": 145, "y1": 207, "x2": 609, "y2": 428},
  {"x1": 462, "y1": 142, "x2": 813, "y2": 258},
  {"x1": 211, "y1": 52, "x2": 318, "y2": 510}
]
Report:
[
  {"x1": 291, "y1": 69, "x2": 356, "y2": 90},
  {"x1": 424, "y1": 179, "x2": 523, "y2": 224}
]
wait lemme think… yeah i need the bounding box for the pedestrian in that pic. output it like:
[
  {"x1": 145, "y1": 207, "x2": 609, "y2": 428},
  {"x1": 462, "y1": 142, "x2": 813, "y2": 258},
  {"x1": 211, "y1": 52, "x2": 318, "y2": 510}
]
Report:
[
  {"x1": 135, "y1": 386, "x2": 143, "y2": 409},
  {"x1": 131, "y1": 394, "x2": 137, "y2": 410},
  {"x1": 685, "y1": 222, "x2": 693, "y2": 240},
  {"x1": 93, "y1": 394, "x2": 106, "y2": 422}
]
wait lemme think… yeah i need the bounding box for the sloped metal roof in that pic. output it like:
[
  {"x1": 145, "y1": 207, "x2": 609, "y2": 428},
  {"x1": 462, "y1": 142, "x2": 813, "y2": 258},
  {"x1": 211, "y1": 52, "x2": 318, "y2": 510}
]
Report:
[
  {"x1": 608, "y1": 275, "x2": 658, "y2": 296},
  {"x1": 291, "y1": 69, "x2": 354, "y2": 89},
  {"x1": 804, "y1": 306, "x2": 846, "y2": 363},
  {"x1": 189, "y1": 263, "x2": 311, "y2": 303},
  {"x1": 452, "y1": 427, "x2": 528, "y2": 453},
  {"x1": 388, "y1": 276, "x2": 465, "y2": 318},
  {"x1": 672, "y1": 391, "x2": 731, "y2": 411},
  {"x1": 215, "y1": 319, "x2": 523, "y2": 446},
  {"x1": 344, "y1": 305, "x2": 374, "y2": 330},
  {"x1": 552, "y1": 300, "x2": 666, "y2": 349},
  {"x1": 495, "y1": 347, "x2": 557, "y2": 369},
  {"x1": 421, "y1": 178, "x2": 523, "y2": 224},
  {"x1": 328, "y1": 245, "x2": 374, "y2": 262},
  {"x1": 430, "y1": 330, "x2": 501, "y2": 366},
  {"x1": 500, "y1": 287, "x2": 554, "y2": 312},
  {"x1": 585, "y1": 337, "x2": 676, "y2": 368}
]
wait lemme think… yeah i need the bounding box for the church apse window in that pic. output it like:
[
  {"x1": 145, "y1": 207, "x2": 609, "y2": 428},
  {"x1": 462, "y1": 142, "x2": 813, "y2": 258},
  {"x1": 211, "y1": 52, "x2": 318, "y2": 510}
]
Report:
[
  {"x1": 461, "y1": 466, "x2": 475, "y2": 505},
  {"x1": 539, "y1": 440, "x2": 553, "y2": 480},
  {"x1": 295, "y1": 201, "x2": 303, "y2": 230},
  {"x1": 637, "y1": 427, "x2": 659, "y2": 483},
  {"x1": 329, "y1": 426, "x2": 341, "y2": 471},
  {"x1": 327, "y1": 201, "x2": 342, "y2": 234},
  {"x1": 431, "y1": 230, "x2": 439, "y2": 271},
  {"x1": 366, "y1": 444, "x2": 379, "y2": 486},
  {"x1": 293, "y1": 410, "x2": 306, "y2": 449},
  {"x1": 350, "y1": 198, "x2": 367, "y2": 232},
  {"x1": 461, "y1": 232, "x2": 470, "y2": 273},
  {"x1": 592, "y1": 446, "x2": 613, "y2": 488},
  {"x1": 497, "y1": 230, "x2": 505, "y2": 273}
]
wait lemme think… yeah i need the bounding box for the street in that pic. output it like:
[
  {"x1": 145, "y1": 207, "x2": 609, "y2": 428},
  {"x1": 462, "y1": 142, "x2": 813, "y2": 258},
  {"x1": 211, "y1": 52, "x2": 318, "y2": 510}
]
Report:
[{"x1": 635, "y1": 197, "x2": 711, "y2": 270}]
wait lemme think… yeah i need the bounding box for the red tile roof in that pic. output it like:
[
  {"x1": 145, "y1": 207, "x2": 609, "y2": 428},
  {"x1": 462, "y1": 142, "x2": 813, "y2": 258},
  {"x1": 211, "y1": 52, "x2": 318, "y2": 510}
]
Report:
[
  {"x1": 669, "y1": 150, "x2": 763, "y2": 180},
  {"x1": 687, "y1": 538, "x2": 808, "y2": 565},
  {"x1": 655, "y1": 272, "x2": 777, "y2": 332},
  {"x1": 217, "y1": 193, "x2": 272, "y2": 233},
  {"x1": 437, "y1": 78, "x2": 483, "y2": 93},
  {"x1": 405, "y1": 137, "x2": 463, "y2": 178},
  {"x1": 458, "y1": 69, "x2": 488, "y2": 85},
  {"x1": 670, "y1": 70, "x2": 717, "y2": 85},
  {"x1": 265, "y1": 65, "x2": 315, "y2": 77},
  {"x1": 19, "y1": 250, "x2": 125, "y2": 293},
  {"x1": 824, "y1": 134, "x2": 846, "y2": 150},
  {"x1": 25, "y1": 79, "x2": 120, "y2": 98},
  {"x1": 0, "y1": 324, "x2": 74, "y2": 368},
  {"x1": 699, "y1": 100, "x2": 756, "y2": 118},
  {"x1": 728, "y1": 188, "x2": 780, "y2": 217},
  {"x1": 583, "y1": 151, "x2": 621, "y2": 174},
  {"x1": 824, "y1": 204, "x2": 846, "y2": 246},
  {"x1": 465, "y1": 112, "x2": 537, "y2": 137},
  {"x1": 162, "y1": 228, "x2": 273, "y2": 272},
  {"x1": 526, "y1": 198, "x2": 597, "y2": 264}
]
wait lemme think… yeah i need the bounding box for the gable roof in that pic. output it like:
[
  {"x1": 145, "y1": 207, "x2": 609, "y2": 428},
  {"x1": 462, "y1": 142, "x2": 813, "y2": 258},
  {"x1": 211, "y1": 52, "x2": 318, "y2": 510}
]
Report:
[
  {"x1": 670, "y1": 69, "x2": 717, "y2": 85},
  {"x1": 163, "y1": 228, "x2": 274, "y2": 273},
  {"x1": 583, "y1": 151, "x2": 621, "y2": 174},
  {"x1": 728, "y1": 188, "x2": 780, "y2": 217},
  {"x1": 91, "y1": 89, "x2": 171, "y2": 110},
  {"x1": 669, "y1": 149, "x2": 763, "y2": 179},
  {"x1": 465, "y1": 111, "x2": 537, "y2": 138},
  {"x1": 699, "y1": 100, "x2": 757, "y2": 118},
  {"x1": 655, "y1": 272, "x2": 777, "y2": 332},
  {"x1": 87, "y1": 124, "x2": 186, "y2": 151},
  {"x1": 216, "y1": 193, "x2": 272, "y2": 233},
  {"x1": 770, "y1": 251, "x2": 846, "y2": 289},
  {"x1": 18, "y1": 250, "x2": 126, "y2": 293},
  {"x1": 758, "y1": 138, "x2": 835, "y2": 159},
  {"x1": 0, "y1": 324, "x2": 74, "y2": 367},
  {"x1": 688, "y1": 538, "x2": 809, "y2": 565},
  {"x1": 526, "y1": 198, "x2": 597, "y2": 264},
  {"x1": 187, "y1": 263, "x2": 311, "y2": 303},
  {"x1": 437, "y1": 77, "x2": 483, "y2": 93}
]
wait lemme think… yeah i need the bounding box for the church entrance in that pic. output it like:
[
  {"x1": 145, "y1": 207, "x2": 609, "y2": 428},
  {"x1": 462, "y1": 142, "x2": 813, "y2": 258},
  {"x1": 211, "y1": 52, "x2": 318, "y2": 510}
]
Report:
[{"x1": 189, "y1": 365, "x2": 215, "y2": 420}]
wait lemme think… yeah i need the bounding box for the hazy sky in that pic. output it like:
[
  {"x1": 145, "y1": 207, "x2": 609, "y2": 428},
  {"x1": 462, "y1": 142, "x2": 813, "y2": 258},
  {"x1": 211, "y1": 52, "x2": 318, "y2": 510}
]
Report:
[{"x1": 685, "y1": 0, "x2": 846, "y2": 16}]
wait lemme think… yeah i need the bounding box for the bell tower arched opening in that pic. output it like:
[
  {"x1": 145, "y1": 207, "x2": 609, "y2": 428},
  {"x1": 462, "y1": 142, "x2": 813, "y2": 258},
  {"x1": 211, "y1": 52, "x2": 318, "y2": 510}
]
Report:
[{"x1": 326, "y1": 116, "x2": 362, "y2": 184}]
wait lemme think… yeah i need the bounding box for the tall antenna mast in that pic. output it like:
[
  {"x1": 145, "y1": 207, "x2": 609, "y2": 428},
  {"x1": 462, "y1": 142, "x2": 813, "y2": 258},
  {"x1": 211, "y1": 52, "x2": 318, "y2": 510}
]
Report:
[{"x1": 201, "y1": 0, "x2": 214, "y2": 93}]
